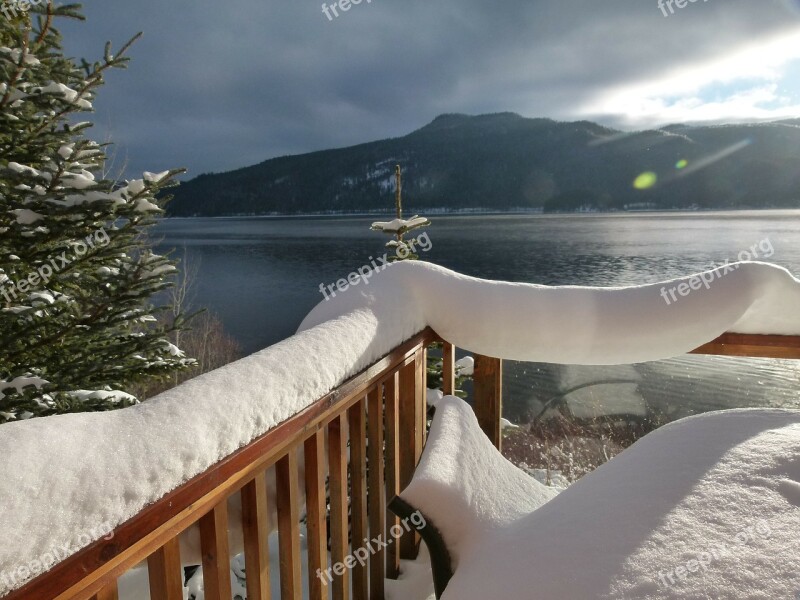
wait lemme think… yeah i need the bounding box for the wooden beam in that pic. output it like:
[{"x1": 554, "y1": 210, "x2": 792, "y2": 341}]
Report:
[
  {"x1": 691, "y1": 333, "x2": 800, "y2": 360},
  {"x1": 473, "y1": 355, "x2": 502, "y2": 451}
]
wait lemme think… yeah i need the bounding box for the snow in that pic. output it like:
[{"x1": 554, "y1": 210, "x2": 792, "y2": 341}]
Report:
[
  {"x1": 1, "y1": 261, "x2": 800, "y2": 595},
  {"x1": 370, "y1": 216, "x2": 429, "y2": 233},
  {"x1": 70, "y1": 390, "x2": 138, "y2": 405},
  {"x1": 10, "y1": 209, "x2": 44, "y2": 225},
  {"x1": 400, "y1": 397, "x2": 559, "y2": 568},
  {"x1": 436, "y1": 408, "x2": 800, "y2": 600},
  {"x1": 143, "y1": 171, "x2": 170, "y2": 183},
  {"x1": 299, "y1": 260, "x2": 800, "y2": 364},
  {"x1": 454, "y1": 356, "x2": 473, "y2": 376}
]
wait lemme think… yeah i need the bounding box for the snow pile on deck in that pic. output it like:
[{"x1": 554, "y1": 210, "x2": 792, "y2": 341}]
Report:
[
  {"x1": 1, "y1": 260, "x2": 800, "y2": 595},
  {"x1": 401, "y1": 397, "x2": 558, "y2": 567},
  {"x1": 433, "y1": 406, "x2": 800, "y2": 600}
]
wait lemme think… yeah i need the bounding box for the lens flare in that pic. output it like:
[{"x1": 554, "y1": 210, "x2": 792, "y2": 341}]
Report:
[
  {"x1": 633, "y1": 172, "x2": 657, "y2": 190},
  {"x1": 675, "y1": 159, "x2": 688, "y2": 169}
]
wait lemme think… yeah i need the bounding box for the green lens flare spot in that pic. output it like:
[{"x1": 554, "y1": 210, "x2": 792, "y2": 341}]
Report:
[
  {"x1": 675, "y1": 159, "x2": 688, "y2": 169},
  {"x1": 633, "y1": 172, "x2": 657, "y2": 190}
]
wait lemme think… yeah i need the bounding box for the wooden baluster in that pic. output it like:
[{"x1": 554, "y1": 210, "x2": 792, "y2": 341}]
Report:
[
  {"x1": 328, "y1": 415, "x2": 350, "y2": 600},
  {"x1": 398, "y1": 352, "x2": 424, "y2": 559},
  {"x1": 199, "y1": 502, "x2": 233, "y2": 600},
  {"x1": 304, "y1": 430, "x2": 329, "y2": 600},
  {"x1": 241, "y1": 471, "x2": 271, "y2": 600},
  {"x1": 147, "y1": 537, "x2": 183, "y2": 600},
  {"x1": 473, "y1": 355, "x2": 503, "y2": 451},
  {"x1": 276, "y1": 450, "x2": 302, "y2": 600},
  {"x1": 91, "y1": 580, "x2": 119, "y2": 600},
  {"x1": 348, "y1": 398, "x2": 369, "y2": 599},
  {"x1": 367, "y1": 385, "x2": 386, "y2": 599},
  {"x1": 383, "y1": 372, "x2": 401, "y2": 579},
  {"x1": 442, "y1": 343, "x2": 455, "y2": 396}
]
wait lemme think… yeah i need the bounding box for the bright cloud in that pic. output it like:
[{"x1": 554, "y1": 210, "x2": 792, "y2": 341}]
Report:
[{"x1": 581, "y1": 28, "x2": 800, "y2": 127}]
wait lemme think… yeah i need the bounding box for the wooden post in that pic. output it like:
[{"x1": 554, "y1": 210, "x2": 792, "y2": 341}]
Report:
[
  {"x1": 383, "y1": 372, "x2": 401, "y2": 579},
  {"x1": 199, "y1": 502, "x2": 233, "y2": 600},
  {"x1": 473, "y1": 355, "x2": 502, "y2": 451},
  {"x1": 348, "y1": 399, "x2": 369, "y2": 599},
  {"x1": 91, "y1": 583, "x2": 120, "y2": 600},
  {"x1": 276, "y1": 450, "x2": 302, "y2": 600},
  {"x1": 147, "y1": 537, "x2": 183, "y2": 600},
  {"x1": 367, "y1": 385, "x2": 386, "y2": 599},
  {"x1": 241, "y1": 472, "x2": 271, "y2": 600},
  {"x1": 304, "y1": 431, "x2": 329, "y2": 600},
  {"x1": 398, "y1": 351, "x2": 425, "y2": 559},
  {"x1": 442, "y1": 343, "x2": 455, "y2": 396},
  {"x1": 328, "y1": 415, "x2": 350, "y2": 600}
]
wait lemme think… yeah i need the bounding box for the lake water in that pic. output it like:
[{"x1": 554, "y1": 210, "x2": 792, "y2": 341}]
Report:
[{"x1": 154, "y1": 210, "x2": 800, "y2": 424}]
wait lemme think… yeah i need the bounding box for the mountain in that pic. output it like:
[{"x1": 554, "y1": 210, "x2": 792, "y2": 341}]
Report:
[{"x1": 164, "y1": 113, "x2": 800, "y2": 216}]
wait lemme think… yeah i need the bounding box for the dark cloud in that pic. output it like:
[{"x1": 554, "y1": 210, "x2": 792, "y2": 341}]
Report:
[{"x1": 58, "y1": 0, "x2": 800, "y2": 178}]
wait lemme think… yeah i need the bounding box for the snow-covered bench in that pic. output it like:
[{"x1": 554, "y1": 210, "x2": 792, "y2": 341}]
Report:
[{"x1": 395, "y1": 395, "x2": 800, "y2": 600}]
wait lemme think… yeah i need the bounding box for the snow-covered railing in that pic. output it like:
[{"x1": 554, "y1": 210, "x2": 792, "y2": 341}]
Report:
[{"x1": 6, "y1": 328, "x2": 436, "y2": 600}]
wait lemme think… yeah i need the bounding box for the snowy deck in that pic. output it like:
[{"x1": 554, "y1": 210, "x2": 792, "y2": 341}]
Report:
[{"x1": 3, "y1": 261, "x2": 800, "y2": 600}]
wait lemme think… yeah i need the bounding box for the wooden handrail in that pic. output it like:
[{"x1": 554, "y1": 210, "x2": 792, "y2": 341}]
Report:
[{"x1": 690, "y1": 333, "x2": 800, "y2": 360}]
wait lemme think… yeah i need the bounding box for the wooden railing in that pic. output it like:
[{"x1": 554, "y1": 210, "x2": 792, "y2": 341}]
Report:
[{"x1": 5, "y1": 330, "x2": 800, "y2": 600}]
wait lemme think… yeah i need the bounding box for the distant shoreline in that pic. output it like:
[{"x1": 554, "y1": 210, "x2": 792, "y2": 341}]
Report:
[{"x1": 162, "y1": 207, "x2": 800, "y2": 220}]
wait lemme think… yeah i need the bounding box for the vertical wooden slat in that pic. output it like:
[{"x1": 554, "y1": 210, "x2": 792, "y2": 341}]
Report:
[
  {"x1": 91, "y1": 580, "x2": 119, "y2": 600},
  {"x1": 328, "y1": 415, "x2": 350, "y2": 600},
  {"x1": 473, "y1": 354, "x2": 503, "y2": 451},
  {"x1": 276, "y1": 450, "x2": 302, "y2": 600},
  {"x1": 442, "y1": 343, "x2": 455, "y2": 396},
  {"x1": 199, "y1": 502, "x2": 233, "y2": 600},
  {"x1": 241, "y1": 471, "x2": 271, "y2": 600},
  {"x1": 348, "y1": 398, "x2": 369, "y2": 599},
  {"x1": 304, "y1": 430, "x2": 329, "y2": 600},
  {"x1": 418, "y1": 348, "x2": 428, "y2": 448},
  {"x1": 147, "y1": 537, "x2": 183, "y2": 600},
  {"x1": 383, "y1": 372, "x2": 401, "y2": 579},
  {"x1": 367, "y1": 385, "x2": 386, "y2": 599},
  {"x1": 398, "y1": 353, "x2": 424, "y2": 560}
]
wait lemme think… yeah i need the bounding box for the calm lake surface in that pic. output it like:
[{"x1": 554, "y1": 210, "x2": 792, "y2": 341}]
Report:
[{"x1": 154, "y1": 210, "x2": 800, "y2": 424}]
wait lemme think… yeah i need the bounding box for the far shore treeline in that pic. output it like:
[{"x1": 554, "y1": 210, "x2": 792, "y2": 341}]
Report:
[{"x1": 164, "y1": 113, "x2": 800, "y2": 217}]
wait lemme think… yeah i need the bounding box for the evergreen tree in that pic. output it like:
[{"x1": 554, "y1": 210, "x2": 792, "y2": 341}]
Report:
[{"x1": 0, "y1": 3, "x2": 193, "y2": 423}]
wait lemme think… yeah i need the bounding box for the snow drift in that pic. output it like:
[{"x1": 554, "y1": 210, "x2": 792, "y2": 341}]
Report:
[
  {"x1": 424, "y1": 398, "x2": 800, "y2": 600},
  {"x1": 1, "y1": 260, "x2": 799, "y2": 595}
]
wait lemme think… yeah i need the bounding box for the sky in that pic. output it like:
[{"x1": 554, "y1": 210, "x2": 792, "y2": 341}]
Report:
[{"x1": 58, "y1": 0, "x2": 800, "y2": 179}]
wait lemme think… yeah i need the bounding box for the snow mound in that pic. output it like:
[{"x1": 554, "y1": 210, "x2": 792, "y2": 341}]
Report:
[
  {"x1": 1, "y1": 260, "x2": 799, "y2": 595},
  {"x1": 439, "y1": 408, "x2": 800, "y2": 600},
  {"x1": 300, "y1": 260, "x2": 800, "y2": 364},
  {"x1": 400, "y1": 397, "x2": 558, "y2": 567}
]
